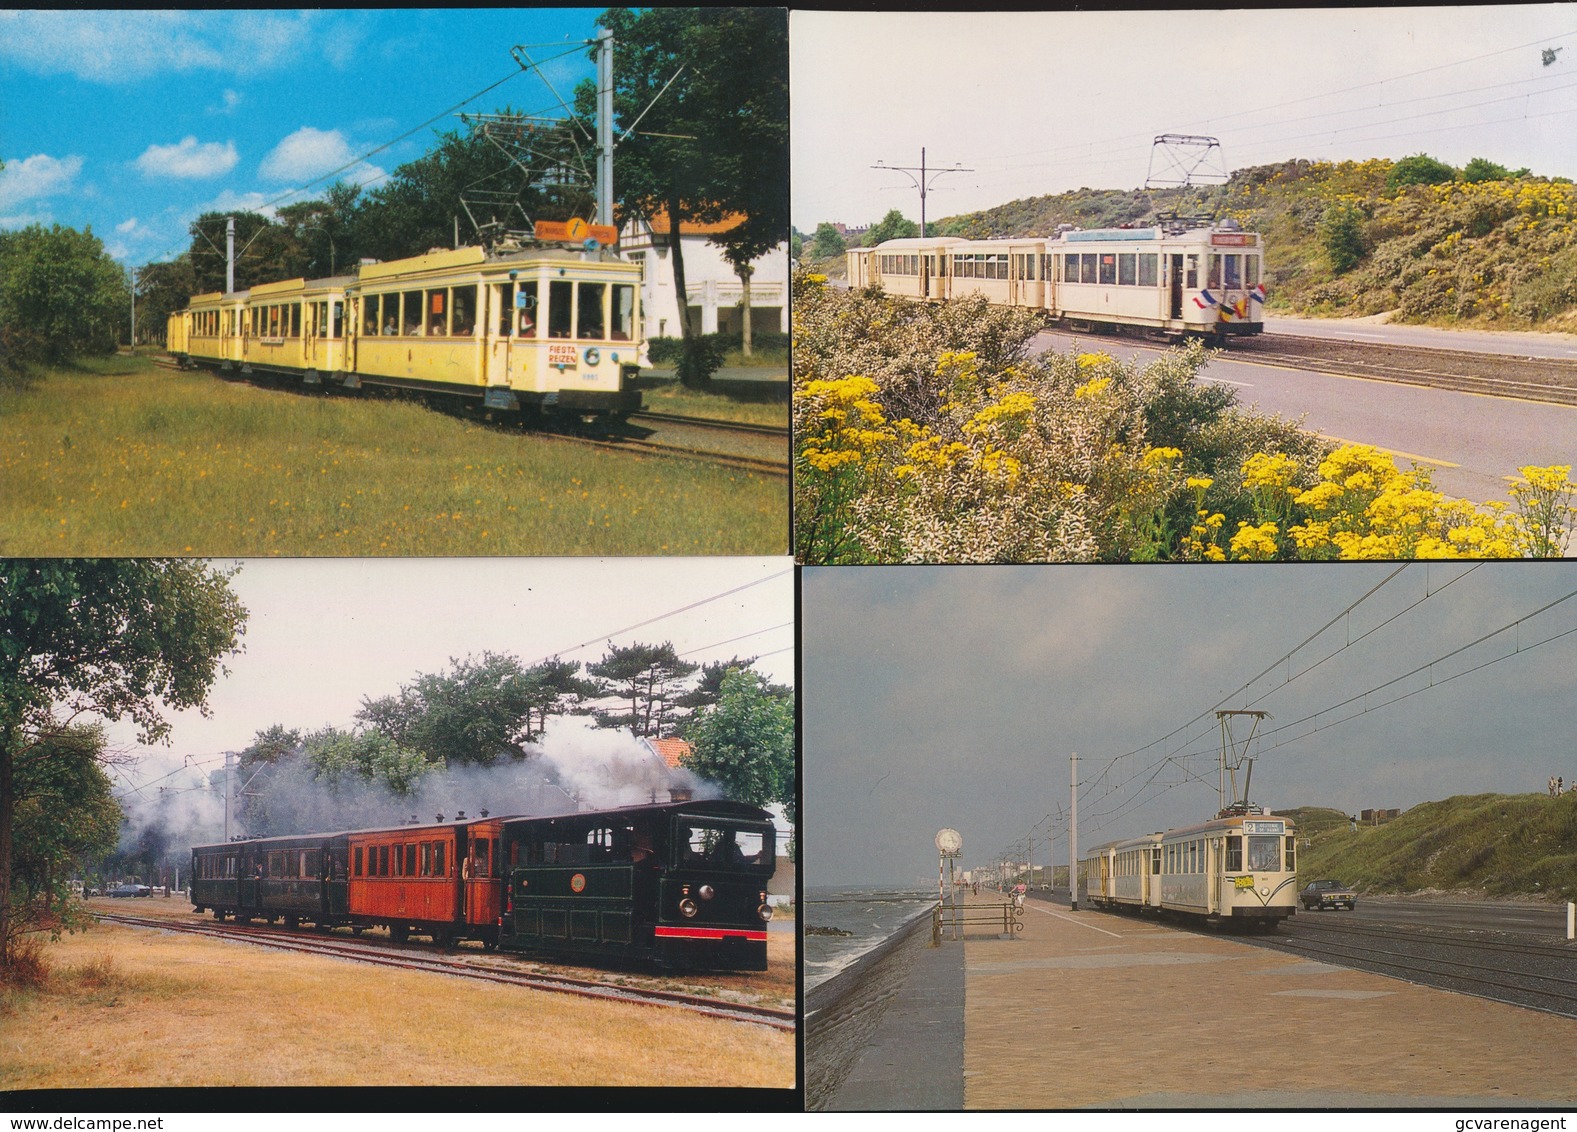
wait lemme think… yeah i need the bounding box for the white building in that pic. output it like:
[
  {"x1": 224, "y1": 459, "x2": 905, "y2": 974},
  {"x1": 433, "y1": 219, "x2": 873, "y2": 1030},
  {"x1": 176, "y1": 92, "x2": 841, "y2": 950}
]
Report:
[{"x1": 620, "y1": 209, "x2": 788, "y2": 342}]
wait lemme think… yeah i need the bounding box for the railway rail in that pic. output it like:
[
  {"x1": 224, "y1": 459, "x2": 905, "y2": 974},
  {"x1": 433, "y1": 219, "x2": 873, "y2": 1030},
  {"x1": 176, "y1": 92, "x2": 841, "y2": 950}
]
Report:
[
  {"x1": 1233, "y1": 332, "x2": 1577, "y2": 406},
  {"x1": 96, "y1": 910, "x2": 795, "y2": 1032},
  {"x1": 1248, "y1": 913, "x2": 1577, "y2": 1019}
]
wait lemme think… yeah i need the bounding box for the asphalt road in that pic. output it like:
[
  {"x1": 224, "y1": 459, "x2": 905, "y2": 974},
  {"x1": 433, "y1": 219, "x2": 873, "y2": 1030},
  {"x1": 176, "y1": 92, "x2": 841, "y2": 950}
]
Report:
[
  {"x1": 1264, "y1": 315, "x2": 1577, "y2": 361},
  {"x1": 1032, "y1": 326, "x2": 1577, "y2": 503},
  {"x1": 1328, "y1": 896, "x2": 1573, "y2": 937}
]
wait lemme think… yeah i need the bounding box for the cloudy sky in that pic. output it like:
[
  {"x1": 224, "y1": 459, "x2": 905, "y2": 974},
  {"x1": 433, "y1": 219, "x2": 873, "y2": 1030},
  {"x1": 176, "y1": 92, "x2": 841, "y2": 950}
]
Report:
[
  {"x1": 792, "y1": 5, "x2": 1577, "y2": 232},
  {"x1": 802, "y1": 563, "x2": 1577, "y2": 888},
  {"x1": 105, "y1": 556, "x2": 794, "y2": 810},
  {"x1": 0, "y1": 9, "x2": 602, "y2": 264}
]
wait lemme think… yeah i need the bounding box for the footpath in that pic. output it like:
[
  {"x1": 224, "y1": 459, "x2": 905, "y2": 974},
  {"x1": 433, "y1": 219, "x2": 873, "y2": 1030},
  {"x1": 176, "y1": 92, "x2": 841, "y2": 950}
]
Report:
[{"x1": 965, "y1": 893, "x2": 1577, "y2": 1108}]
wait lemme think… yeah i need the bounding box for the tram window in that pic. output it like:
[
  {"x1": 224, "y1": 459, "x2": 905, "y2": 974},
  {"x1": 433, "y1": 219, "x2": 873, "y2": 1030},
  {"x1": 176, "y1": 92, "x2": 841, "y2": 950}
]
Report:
[
  {"x1": 402, "y1": 291, "x2": 423, "y2": 335},
  {"x1": 1118, "y1": 253, "x2": 1136, "y2": 286},
  {"x1": 290, "y1": 303, "x2": 301, "y2": 338},
  {"x1": 452, "y1": 285, "x2": 475, "y2": 336},
  {"x1": 420, "y1": 842, "x2": 432, "y2": 877},
  {"x1": 611, "y1": 284, "x2": 634, "y2": 341},
  {"x1": 1078, "y1": 253, "x2": 1096, "y2": 284},
  {"x1": 1246, "y1": 256, "x2": 1260, "y2": 287},
  {"x1": 332, "y1": 301, "x2": 344, "y2": 338},
  {"x1": 354, "y1": 847, "x2": 363, "y2": 877},
  {"x1": 1138, "y1": 254, "x2": 1158, "y2": 288},
  {"x1": 270, "y1": 306, "x2": 282, "y2": 338},
  {"x1": 523, "y1": 282, "x2": 542, "y2": 337},
  {"x1": 363, "y1": 295, "x2": 381, "y2": 336},
  {"x1": 1207, "y1": 255, "x2": 1222, "y2": 289},
  {"x1": 577, "y1": 282, "x2": 606, "y2": 339},
  {"x1": 1098, "y1": 254, "x2": 1116, "y2": 285},
  {"x1": 1185, "y1": 255, "x2": 1200, "y2": 289},
  {"x1": 1285, "y1": 835, "x2": 1296, "y2": 872},
  {"x1": 1152, "y1": 848, "x2": 1161, "y2": 874},
  {"x1": 495, "y1": 283, "x2": 515, "y2": 336},
  {"x1": 305, "y1": 849, "x2": 319, "y2": 877},
  {"x1": 1225, "y1": 835, "x2": 1243, "y2": 871},
  {"x1": 548, "y1": 280, "x2": 573, "y2": 338},
  {"x1": 1247, "y1": 836, "x2": 1280, "y2": 872},
  {"x1": 1063, "y1": 256, "x2": 1077, "y2": 284},
  {"x1": 405, "y1": 843, "x2": 418, "y2": 876},
  {"x1": 1224, "y1": 254, "x2": 1242, "y2": 289},
  {"x1": 475, "y1": 839, "x2": 491, "y2": 879},
  {"x1": 427, "y1": 289, "x2": 448, "y2": 336}
]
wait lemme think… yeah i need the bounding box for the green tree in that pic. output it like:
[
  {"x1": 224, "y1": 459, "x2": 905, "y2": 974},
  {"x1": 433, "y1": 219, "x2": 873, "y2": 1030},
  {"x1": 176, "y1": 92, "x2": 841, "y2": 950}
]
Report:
[
  {"x1": 865, "y1": 209, "x2": 919, "y2": 245},
  {"x1": 809, "y1": 223, "x2": 847, "y2": 258},
  {"x1": 356, "y1": 652, "x2": 542, "y2": 767},
  {"x1": 0, "y1": 224, "x2": 130, "y2": 362},
  {"x1": 133, "y1": 256, "x2": 198, "y2": 347},
  {"x1": 520, "y1": 657, "x2": 598, "y2": 739},
  {"x1": 1460, "y1": 157, "x2": 1528, "y2": 184},
  {"x1": 185, "y1": 210, "x2": 297, "y2": 296},
  {"x1": 8, "y1": 725, "x2": 120, "y2": 945},
  {"x1": 587, "y1": 641, "x2": 699, "y2": 737},
  {"x1": 1387, "y1": 153, "x2": 1456, "y2": 192},
  {"x1": 680, "y1": 668, "x2": 795, "y2": 852},
  {"x1": 596, "y1": 7, "x2": 789, "y2": 387},
  {"x1": 1319, "y1": 200, "x2": 1368, "y2": 274},
  {"x1": 0, "y1": 559, "x2": 248, "y2": 969},
  {"x1": 304, "y1": 726, "x2": 433, "y2": 797}
]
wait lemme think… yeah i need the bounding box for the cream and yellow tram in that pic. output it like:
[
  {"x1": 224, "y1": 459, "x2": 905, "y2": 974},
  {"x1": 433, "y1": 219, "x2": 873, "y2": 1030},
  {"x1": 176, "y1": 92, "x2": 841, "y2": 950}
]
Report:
[
  {"x1": 1083, "y1": 811, "x2": 1298, "y2": 928},
  {"x1": 168, "y1": 242, "x2": 644, "y2": 424},
  {"x1": 848, "y1": 220, "x2": 1266, "y2": 341}
]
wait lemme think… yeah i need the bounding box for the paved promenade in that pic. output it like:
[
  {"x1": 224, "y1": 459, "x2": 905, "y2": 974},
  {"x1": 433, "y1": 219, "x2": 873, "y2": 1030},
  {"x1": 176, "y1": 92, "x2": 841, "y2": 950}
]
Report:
[{"x1": 964, "y1": 893, "x2": 1577, "y2": 1108}]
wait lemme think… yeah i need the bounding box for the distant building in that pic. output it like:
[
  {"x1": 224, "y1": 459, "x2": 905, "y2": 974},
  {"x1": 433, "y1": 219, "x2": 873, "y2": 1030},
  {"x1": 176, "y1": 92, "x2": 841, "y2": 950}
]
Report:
[
  {"x1": 1360, "y1": 807, "x2": 1404, "y2": 825},
  {"x1": 620, "y1": 209, "x2": 788, "y2": 341}
]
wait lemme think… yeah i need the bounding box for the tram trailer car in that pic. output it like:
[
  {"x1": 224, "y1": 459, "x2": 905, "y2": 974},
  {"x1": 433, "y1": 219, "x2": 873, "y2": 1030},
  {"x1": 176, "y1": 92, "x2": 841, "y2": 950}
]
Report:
[
  {"x1": 1082, "y1": 812, "x2": 1298, "y2": 929},
  {"x1": 190, "y1": 800, "x2": 775, "y2": 971},
  {"x1": 848, "y1": 219, "x2": 1266, "y2": 341},
  {"x1": 167, "y1": 243, "x2": 644, "y2": 425}
]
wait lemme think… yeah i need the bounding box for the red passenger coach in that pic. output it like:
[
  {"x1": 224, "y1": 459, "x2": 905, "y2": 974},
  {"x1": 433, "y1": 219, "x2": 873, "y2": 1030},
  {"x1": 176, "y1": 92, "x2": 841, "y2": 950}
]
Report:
[{"x1": 346, "y1": 815, "x2": 502, "y2": 946}]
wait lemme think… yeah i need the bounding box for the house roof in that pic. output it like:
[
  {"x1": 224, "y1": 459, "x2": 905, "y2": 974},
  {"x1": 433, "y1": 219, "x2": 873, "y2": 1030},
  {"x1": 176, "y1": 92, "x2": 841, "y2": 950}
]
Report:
[
  {"x1": 644, "y1": 736, "x2": 693, "y2": 770},
  {"x1": 633, "y1": 207, "x2": 747, "y2": 238}
]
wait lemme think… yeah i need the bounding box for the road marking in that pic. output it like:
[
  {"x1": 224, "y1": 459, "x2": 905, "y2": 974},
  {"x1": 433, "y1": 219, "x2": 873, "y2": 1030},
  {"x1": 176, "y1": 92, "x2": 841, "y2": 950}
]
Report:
[
  {"x1": 1200, "y1": 376, "x2": 1253, "y2": 388},
  {"x1": 1316, "y1": 435, "x2": 1460, "y2": 468},
  {"x1": 1028, "y1": 903, "x2": 1124, "y2": 937}
]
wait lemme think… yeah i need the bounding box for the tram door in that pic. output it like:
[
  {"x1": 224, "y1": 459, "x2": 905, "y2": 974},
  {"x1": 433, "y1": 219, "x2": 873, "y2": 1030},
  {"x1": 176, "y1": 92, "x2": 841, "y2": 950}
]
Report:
[
  {"x1": 921, "y1": 255, "x2": 932, "y2": 299},
  {"x1": 1169, "y1": 254, "x2": 1185, "y2": 320},
  {"x1": 486, "y1": 282, "x2": 514, "y2": 387}
]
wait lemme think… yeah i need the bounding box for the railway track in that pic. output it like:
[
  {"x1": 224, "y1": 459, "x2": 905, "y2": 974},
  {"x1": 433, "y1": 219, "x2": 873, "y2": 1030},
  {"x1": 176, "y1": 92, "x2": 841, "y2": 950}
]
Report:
[
  {"x1": 96, "y1": 910, "x2": 795, "y2": 1032},
  {"x1": 1232, "y1": 333, "x2": 1577, "y2": 406},
  {"x1": 1249, "y1": 914, "x2": 1577, "y2": 1019}
]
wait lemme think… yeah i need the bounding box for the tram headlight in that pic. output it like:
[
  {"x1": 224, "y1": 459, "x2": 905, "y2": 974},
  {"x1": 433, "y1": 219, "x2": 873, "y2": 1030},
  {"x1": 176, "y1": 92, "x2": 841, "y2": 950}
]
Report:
[
  {"x1": 698, "y1": 885, "x2": 715, "y2": 901},
  {"x1": 679, "y1": 898, "x2": 699, "y2": 918},
  {"x1": 758, "y1": 903, "x2": 773, "y2": 922},
  {"x1": 1260, "y1": 885, "x2": 1270, "y2": 897}
]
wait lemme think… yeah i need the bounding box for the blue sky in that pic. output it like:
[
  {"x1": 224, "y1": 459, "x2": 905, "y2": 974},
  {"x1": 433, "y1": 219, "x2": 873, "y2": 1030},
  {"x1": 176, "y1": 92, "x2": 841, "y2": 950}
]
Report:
[{"x1": 0, "y1": 9, "x2": 605, "y2": 266}]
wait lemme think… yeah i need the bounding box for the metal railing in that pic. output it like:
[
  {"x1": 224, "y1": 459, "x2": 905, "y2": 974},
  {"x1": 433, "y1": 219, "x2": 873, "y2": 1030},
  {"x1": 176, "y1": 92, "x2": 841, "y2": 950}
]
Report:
[{"x1": 931, "y1": 899, "x2": 1023, "y2": 944}]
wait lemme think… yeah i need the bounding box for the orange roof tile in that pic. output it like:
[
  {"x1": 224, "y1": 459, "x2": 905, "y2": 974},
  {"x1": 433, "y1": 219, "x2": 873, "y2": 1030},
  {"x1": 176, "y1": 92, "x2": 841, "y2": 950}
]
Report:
[
  {"x1": 647, "y1": 737, "x2": 693, "y2": 770},
  {"x1": 638, "y1": 207, "x2": 746, "y2": 238}
]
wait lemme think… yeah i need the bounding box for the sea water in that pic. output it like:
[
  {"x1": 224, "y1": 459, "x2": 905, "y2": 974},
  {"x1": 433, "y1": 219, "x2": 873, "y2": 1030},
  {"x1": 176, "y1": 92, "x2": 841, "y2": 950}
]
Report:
[{"x1": 803, "y1": 884, "x2": 936, "y2": 992}]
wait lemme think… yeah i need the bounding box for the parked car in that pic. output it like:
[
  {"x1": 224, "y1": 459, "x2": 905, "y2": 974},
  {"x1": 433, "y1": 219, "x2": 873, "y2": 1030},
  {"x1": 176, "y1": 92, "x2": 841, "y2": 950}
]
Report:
[
  {"x1": 108, "y1": 883, "x2": 152, "y2": 898},
  {"x1": 1300, "y1": 879, "x2": 1357, "y2": 910}
]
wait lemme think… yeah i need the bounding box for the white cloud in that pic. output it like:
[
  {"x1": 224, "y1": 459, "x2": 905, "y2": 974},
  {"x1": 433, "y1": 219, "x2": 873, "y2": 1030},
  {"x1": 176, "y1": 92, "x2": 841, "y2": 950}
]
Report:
[
  {"x1": 116, "y1": 217, "x2": 140, "y2": 235},
  {"x1": 259, "y1": 127, "x2": 355, "y2": 183},
  {"x1": 259, "y1": 127, "x2": 386, "y2": 193},
  {"x1": 0, "y1": 10, "x2": 322, "y2": 83},
  {"x1": 0, "y1": 152, "x2": 83, "y2": 210},
  {"x1": 207, "y1": 89, "x2": 244, "y2": 116},
  {"x1": 192, "y1": 190, "x2": 278, "y2": 222},
  {"x1": 135, "y1": 137, "x2": 238, "y2": 180}
]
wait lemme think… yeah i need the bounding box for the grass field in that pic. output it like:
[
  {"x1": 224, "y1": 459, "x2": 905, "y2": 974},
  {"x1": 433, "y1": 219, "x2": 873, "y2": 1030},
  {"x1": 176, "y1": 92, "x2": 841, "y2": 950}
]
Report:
[
  {"x1": 1, "y1": 904, "x2": 796, "y2": 1090},
  {"x1": 0, "y1": 357, "x2": 787, "y2": 556}
]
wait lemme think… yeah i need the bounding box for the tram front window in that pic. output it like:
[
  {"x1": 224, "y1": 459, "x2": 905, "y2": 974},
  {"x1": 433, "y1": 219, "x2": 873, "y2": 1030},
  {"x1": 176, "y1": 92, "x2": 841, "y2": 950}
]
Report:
[
  {"x1": 678, "y1": 822, "x2": 772, "y2": 870},
  {"x1": 1247, "y1": 836, "x2": 1281, "y2": 872}
]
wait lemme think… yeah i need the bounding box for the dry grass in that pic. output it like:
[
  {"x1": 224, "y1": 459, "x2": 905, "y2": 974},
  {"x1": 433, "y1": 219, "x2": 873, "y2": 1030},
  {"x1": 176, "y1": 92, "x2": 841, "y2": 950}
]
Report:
[{"x1": 2, "y1": 917, "x2": 794, "y2": 1091}]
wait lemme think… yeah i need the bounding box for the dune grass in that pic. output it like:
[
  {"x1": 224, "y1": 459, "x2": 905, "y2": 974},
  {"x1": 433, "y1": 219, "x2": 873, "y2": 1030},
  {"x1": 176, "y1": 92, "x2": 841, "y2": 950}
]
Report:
[
  {"x1": 0, "y1": 359, "x2": 787, "y2": 556},
  {"x1": 0, "y1": 919, "x2": 794, "y2": 1090}
]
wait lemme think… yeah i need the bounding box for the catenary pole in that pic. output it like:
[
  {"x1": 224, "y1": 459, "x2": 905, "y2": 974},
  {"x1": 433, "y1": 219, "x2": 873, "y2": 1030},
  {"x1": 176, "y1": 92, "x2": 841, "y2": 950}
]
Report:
[{"x1": 1069, "y1": 752, "x2": 1079, "y2": 911}]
